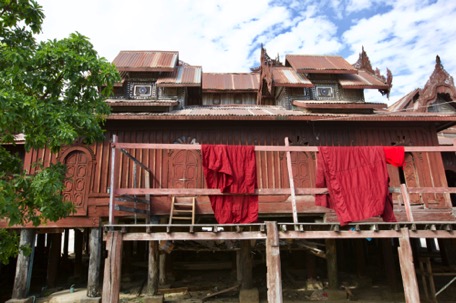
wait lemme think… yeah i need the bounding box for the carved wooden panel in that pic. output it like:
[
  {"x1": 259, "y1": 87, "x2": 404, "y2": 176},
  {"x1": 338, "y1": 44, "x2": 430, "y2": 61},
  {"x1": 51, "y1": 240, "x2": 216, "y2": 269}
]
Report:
[
  {"x1": 63, "y1": 151, "x2": 90, "y2": 216},
  {"x1": 403, "y1": 153, "x2": 422, "y2": 204}
]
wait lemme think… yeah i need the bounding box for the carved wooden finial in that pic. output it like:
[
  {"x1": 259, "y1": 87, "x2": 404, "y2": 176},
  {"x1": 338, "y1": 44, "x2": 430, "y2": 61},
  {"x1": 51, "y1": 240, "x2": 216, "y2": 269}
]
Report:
[{"x1": 436, "y1": 55, "x2": 441, "y2": 67}]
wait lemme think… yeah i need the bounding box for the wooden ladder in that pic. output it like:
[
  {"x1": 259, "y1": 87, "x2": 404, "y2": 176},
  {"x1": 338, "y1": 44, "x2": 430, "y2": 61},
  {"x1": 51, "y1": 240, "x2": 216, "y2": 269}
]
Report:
[{"x1": 169, "y1": 196, "x2": 196, "y2": 225}]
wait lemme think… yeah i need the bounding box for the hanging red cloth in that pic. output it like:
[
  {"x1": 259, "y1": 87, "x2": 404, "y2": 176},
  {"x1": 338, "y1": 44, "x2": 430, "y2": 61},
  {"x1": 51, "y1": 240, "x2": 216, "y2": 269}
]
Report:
[
  {"x1": 201, "y1": 145, "x2": 258, "y2": 224},
  {"x1": 315, "y1": 146, "x2": 401, "y2": 225}
]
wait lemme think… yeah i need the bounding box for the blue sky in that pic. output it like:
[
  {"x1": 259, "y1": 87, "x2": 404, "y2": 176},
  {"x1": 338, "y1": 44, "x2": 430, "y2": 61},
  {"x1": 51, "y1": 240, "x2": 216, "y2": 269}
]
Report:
[{"x1": 37, "y1": 0, "x2": 456, "y2": 105}]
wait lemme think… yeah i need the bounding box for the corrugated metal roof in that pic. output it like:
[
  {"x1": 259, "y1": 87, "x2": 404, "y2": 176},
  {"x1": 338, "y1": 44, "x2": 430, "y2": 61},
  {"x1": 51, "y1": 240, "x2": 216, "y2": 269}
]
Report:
[
  {"x1": 157, "y1": 66, "x2": 202, "y2": 87},
  {"x1": 107, "y1": 105, "x2": 456, "y2": 123},
  {"x1": 202, "y1": 73, "x2": 259, "y2": 91},
  {"x1": 338, "y1": 70, "x2": 390, "y2": 89},
  {"x1": 105, "y1": 99, "x2": 178, "y2": 107},
  {"x1": 293, "y1": 100, "x2": 386, "y2": 110},
  {"x1": 112, "y1": 51, "x2": 178, "y2": 72},
  {"x1": 286, "y1": 55, "x2": 358, "y2": 74},
  {"x1": 388, "y1": 88, "x2": 420, "y2": 112},
  {"x1": 272, "y1": 67, "x2": 313, "y2": 87}
]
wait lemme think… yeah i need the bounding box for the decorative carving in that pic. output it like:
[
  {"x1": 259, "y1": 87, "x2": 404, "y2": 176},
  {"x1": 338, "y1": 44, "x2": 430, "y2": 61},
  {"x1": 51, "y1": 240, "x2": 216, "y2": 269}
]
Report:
[
  {"x1": 257, "y1": 46, "x2": 282, "y2": 105},
  {"x1": 416, "y1": 55, "x2": 456, "y2": 112},
  {"x1": 353, "y1": 46, "x2": 393, "y2": 97}
]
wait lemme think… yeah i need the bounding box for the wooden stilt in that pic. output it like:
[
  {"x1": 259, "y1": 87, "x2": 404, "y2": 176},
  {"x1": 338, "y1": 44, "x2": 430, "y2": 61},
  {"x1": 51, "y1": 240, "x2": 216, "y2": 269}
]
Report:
[
  {"x1": 305, "y1": 251, "x2": 317, "y2": 279},
  {"x1": 326, "y1": 239, "x2": 338, "y2": 289},
  {"x1": 87, "y1": 228, "x2": 102, "y2": 297},
  {"x1": 239, "y1": 240, "x2": 253, "y2": 289},
  {"x1": 146, "y1": 241, "x2": 159, "y2": 295},
  {"x1": 159, "y1": 253, "x2": 167, "y2": 286},
  {"x1": 266, "y1": 221, "x2": 282, "y2": 303},
  {"x1": 381, "y1": 238, "x2": 398, "y2": 291},
  {"x1": 46, "y1": 232, "x2": 62, "y2": 288},
  {"x1": 74, "y1": 229, "x2": 83, "y2": 278},
  {"x1": 398, "y1": 228, "x2": 420, "y2": 303},
  {"x1": 63, "y1": 229, "x2": 69, "y2": 260},
  {"x1": 354, "y1": 239, "x2": 365, "y2": 278},
  {"x1": 11, "y1": 229, "x2": 35, "y2": 299},
  {"x1": 102, "y1": 231, "x2": 123, "y2": 303}
]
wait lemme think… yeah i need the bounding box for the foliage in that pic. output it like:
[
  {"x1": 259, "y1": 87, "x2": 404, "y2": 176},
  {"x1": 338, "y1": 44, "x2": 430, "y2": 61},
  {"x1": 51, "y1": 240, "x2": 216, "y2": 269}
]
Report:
[{"x1": 0, "y1": 0, "x2": 120, "y2": 263}]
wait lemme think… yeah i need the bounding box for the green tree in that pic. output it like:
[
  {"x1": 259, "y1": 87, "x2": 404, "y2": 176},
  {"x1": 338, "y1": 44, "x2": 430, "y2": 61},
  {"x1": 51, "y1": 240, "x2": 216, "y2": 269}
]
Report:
[{"x1": 0, "y1": 0, "x2": 120, "y2": 263}]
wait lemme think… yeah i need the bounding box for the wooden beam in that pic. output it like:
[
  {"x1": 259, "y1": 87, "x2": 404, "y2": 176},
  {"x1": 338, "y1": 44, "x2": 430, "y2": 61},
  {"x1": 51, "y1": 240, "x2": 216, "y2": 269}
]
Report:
[
  {"x1": 146, "y1": 241, "x2": 159, "y2": 295},
  {"x1": 122, "y1": 231, "x2": 267, "y2": 241},
  {"x1": 266, "y1": 221, "x2": 283, "y2": 303},
  {"x1": 113, "y1": 142, "x2": 456, "y2": 153},
  {"x1": 102, "y1": 231, "x2": 123, "y2": 303},
  {"x1": 115, "y1": 187, "x2": 328, "y2": 195},
  {"x1": 401, "y1": 184, "x2": 415, "y2": 222},
  {"x1": 74, "y1": 229, "x2": 83, "y2": 278},
  {"x1": 87, "y1": 228, "x2": 102, "y2": 297},
  {"x1": 284, "y1": 137, "x2": 298, "y2": 224},
  {"x1": 11, "y1": 229, "x2": 35, "y2": 299},
  {"x1": 398, "y1": 228, "x2": 420, "y2": 303}
]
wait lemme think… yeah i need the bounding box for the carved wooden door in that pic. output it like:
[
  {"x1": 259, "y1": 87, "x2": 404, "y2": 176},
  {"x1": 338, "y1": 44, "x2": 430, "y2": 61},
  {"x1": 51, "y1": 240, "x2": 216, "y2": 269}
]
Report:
[
  {"x1": 291, "y1": 152, "x2": 316, "y2": 188},
  {"x1": 169, "y1": 150, "x2": 201, "y2": 188},
  {"x1": 63, "y1": 151, "x2": 91, "y2": 216}
]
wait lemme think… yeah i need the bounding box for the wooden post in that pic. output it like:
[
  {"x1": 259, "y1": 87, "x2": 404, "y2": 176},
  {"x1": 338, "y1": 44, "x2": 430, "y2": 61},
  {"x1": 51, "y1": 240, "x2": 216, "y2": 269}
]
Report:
[
  {"x1": 11, "y1": 229, "x2": 35, "y2": 299},
  {"x1": 326, "y1": 239, "x2": 338, "y2": 289},
  {"x1": 398, "y1": 228, "x2": 420, "y2": 303},
  {"x1": 63, "y1": 229, "x2": 69, "y2": 260},
  {"x1": 74, "y1": 228, "x2": 83, "y2": 278},
  {"x1": 354, "y1": 239, "x2": 365, "y2": 278},
  {"x1": 239, "y1": 240, "x2": 253, "y2": 289},
  {"x1": 102, "y1": 231, "x2": 123, "y2": 303},
  {"x1": 47, "y1": 232, "x2": 62, "y2": 288},
  {"x1": 284, "y1": 137, "x2": 298, "y2": 225},
  {"x1": 381, "y1": 238, "x2": 398, "y2": 291},
  {"x1": 266, "y1": 221, "x2": 282, "y2": 303},
  {"x1": 109, "y1": 134, "x2": 118, "y2": 225},
  {"x1": 146, "y1": 241, "x2": 159, "y2": 295},
  {"x1": 87, "y1": 228, "x2": 102, "y2": 297},
  {"x1": 400, "y1": 184, "x2": 414, "y2": 222}
]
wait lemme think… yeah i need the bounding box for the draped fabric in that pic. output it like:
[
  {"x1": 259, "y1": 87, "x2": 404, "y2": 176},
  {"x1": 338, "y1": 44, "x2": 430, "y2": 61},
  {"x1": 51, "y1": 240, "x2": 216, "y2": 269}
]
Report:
[
  {"x1": 316, "y1": 146, "x2": 402, "y2": 225},
  {"x1": 201, "y1": 145, "x2": 258, "y2": 224}
]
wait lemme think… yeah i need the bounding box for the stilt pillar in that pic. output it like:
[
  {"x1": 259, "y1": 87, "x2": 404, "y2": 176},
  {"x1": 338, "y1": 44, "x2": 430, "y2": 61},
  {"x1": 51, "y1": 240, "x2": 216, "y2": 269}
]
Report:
[
  {"x1": 146, "y1": 241, "x2": 159, "y2": 295},
  {"x1": 87, "y1": 228, "x2": 102, "y2": 297},
  {"x1": 266, "y1": 221, "x2": 282, "y2": 303},
  {"x1": 102, "y1": 231, "x2": 123, "y2": 303},
  {"x1": 74, "y1": 229, "x2": 84, "y2": 278},
  {"x1": 325, "y1": 239, "x2": 338, "y2": 289},
  {"x1": 11, "y1": 229, "x2": 36, "y2": 299},
  {"x1": 398, "y1": 228, "x2": 420, "y2": 303},
  {"x1": 46, "y1": 232, "x2": 62, "y2": 288},
  {"x1": 239, "y1": 240, "x2": 253, "y2": 289}
]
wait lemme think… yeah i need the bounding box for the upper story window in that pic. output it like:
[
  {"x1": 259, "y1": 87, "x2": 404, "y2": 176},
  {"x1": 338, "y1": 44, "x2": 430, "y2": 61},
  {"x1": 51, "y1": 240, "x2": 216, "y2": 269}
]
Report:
[
  {"x1": 311, "y1": 84, "x2": 337, "y2": 101},
  {"x1": 128, "y1": 82, "x2": 157, "y2": 100}
]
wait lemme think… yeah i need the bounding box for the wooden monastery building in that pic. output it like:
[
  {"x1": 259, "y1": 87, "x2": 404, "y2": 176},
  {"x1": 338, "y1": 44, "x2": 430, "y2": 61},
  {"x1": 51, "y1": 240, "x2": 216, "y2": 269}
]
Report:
[{"x1": 3, "y1": 47, "x2": 456, "y2": 303}]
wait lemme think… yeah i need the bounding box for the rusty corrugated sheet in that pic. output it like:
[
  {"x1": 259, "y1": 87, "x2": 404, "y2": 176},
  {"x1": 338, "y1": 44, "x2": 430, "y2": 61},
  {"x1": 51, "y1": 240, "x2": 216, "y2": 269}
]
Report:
[
  {"x1": 157, "y1": 66, "x2": 202, "y2": 87},
  {"x1": 272, "y1": 67, "x2": 313, "y2": 87},
  {"x1": 286, "y1": 55, "x2": 357, "y2": 74},
  {"x1": 202, "y1": 73, "x2": 259, "y2": 91},
  {"x1": 113, "y1": 51, "x2": 178, "y2": 72},
  {"x1": 338, "y1": 70, "x2": 390, "y2": 89}
]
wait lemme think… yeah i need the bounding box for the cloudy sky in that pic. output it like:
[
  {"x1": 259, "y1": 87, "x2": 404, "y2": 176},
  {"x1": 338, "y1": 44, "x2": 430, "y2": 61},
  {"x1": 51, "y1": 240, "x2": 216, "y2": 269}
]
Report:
[{"x1": 36, "y1": 0, "x2": 456, "y2": 105}]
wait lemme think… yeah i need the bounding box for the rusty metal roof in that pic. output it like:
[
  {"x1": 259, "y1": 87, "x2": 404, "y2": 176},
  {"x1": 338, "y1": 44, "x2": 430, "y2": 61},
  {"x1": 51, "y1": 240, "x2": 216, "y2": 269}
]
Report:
[
  {"x1": 338, "y1": 70, "x2": 390, "y2": 89},
  {"x1": 112, "y1": 51, "x2": 178, "y2": 72},
  {"x1": 202, "y1": 73, "x2": 259, "y2": 91},
  {"x1": 272, "y1": 67, "x2": 313, "y2": 87},
  {"x1": 107, "y1": 106, "x2": 456, "y2": 124},
  {"x1": 293, "y1": 100, "x2": 386, "y2": 110},
  {"x1": 105, "y1": 99, "x2": 179, "y2": 107},
  {"x1": 157, "y1": 66, "x2": 202, "y2": 87},
  {"x1": 286, "y1": 55, "x2": 358, "y2": 74}
]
